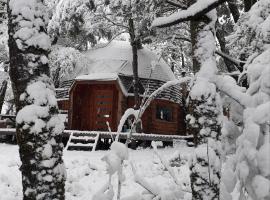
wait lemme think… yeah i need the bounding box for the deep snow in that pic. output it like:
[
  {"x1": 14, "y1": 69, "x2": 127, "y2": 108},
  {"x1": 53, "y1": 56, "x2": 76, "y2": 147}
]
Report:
[{"x1": 0, "y1": 143, "x2": 193, "y2": 200}]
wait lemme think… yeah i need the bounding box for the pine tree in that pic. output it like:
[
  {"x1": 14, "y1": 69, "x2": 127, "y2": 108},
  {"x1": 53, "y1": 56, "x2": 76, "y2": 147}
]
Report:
[{"x1": 7, "y1": 0, "x2": 65, "y2": 199}]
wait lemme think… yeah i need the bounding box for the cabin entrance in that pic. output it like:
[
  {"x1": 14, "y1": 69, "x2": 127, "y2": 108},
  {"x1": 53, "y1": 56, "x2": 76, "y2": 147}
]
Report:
[{"x1": 92, "y1": 89, "x2": 113, "y2": 131}]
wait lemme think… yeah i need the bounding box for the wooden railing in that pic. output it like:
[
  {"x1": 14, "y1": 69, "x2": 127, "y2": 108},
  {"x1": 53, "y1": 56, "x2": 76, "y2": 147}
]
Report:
[{"x1": 0, "y1": 128, "x2": 193, "y2": 142}]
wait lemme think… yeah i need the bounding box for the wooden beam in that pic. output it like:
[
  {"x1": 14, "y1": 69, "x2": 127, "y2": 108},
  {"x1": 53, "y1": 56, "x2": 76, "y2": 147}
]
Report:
[{"x1": 0, "y1": 129, "x2": 193, "y2": 142}]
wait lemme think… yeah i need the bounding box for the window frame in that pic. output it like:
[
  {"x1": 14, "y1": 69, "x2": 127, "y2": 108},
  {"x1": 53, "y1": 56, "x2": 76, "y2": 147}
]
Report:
[{"x1": 155, "y1": 104, "x2": 174, "y2": 122}]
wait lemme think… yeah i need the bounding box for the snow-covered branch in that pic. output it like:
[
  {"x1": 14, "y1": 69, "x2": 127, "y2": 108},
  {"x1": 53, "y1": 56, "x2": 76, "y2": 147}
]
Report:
[
  {"x1": 130, "y1": 161, "x2": 160, "y2": 197},
  {"x1": 152, "y1": 142, "x2": 182, "y2": 187},
  {"x1": 213, "y1": 75, "x2": 251, "y2": 108},
  {"x1": 215, "y1": 50, "x2": 246, "y2": 67},
  {"x1": 140, "y1": 77, "x2": 191, "y2": 117},
  {"x1": 152, "y1": 0, "x2": 226, "y2": 28},
  {"x1": 116, "y1": 108, "x2": 139, "y2": 141}
]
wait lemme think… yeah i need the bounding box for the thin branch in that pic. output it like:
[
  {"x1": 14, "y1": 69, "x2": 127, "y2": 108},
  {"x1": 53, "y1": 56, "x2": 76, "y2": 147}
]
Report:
[
  {"x1": 90, "y1": 30, "x2": 128, "y2": 51},
  {"x1": 152, "y1": 0, "x2": 227, "y2": 28},
  {"x1": 163, "y1": 35, "x2": 244, "y2": 69},
  {"x1": 207, "y1": 139, "x2": 212, "y2": 186},
  {"x1": 152, "y1": 142, "x2": 192, "y2": 193},
  {"x1": 215, "y1": 50, "x2": 245, "y2": 68},
  {"x1": 130, "y1": 161, "x2": 160, "y2": 198},
  {"x1": 102, "y1": 10, "x2": 129, "y2": 29},
  {"x1": 165, "y1": 35, "x2": 191, "y2": 43},
  {"x1": 165, "y1": 0, "x2": 187, "y2": 10}
]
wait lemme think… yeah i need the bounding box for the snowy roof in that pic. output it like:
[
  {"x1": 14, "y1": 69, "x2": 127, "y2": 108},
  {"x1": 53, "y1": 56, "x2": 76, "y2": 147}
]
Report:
[
  {"x1": 56, "y1": 41, "x2": 182, "y2": 103},
  {"x1": 80, "y1": 41, "x2": 176, "y2": 82},
  {"x1": 75, "y1": 73, "x2": 118, "y2": 81}
]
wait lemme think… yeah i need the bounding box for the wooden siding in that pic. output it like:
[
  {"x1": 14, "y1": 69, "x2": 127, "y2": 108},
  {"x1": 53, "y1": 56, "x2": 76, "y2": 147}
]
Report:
[
  {"x1": 57, "y1": 99, "x2": 69, "y2": 111},
  {"x1": 126, "y1": 98, "x2": 186, "y2": 135},
  {"x1": 69, "y1": 81, "x2": 121, "y2": 131},
  {"x1": 68, "y1": 80, "x2": 186, "y2": 135}
]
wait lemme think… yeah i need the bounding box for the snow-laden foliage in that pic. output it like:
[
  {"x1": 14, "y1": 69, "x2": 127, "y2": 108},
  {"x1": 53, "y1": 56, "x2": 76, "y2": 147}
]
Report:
[
  {"x1": 8, "y1": 0, "x2": 66, "y2": 199},
  {"x1": 109, "y1": 0, "x2": 157, "y2": 37},
  {"x1": 219, "y1": 49, "x2": 270, "y2": 200},
  {"x1": 218, "y1": 1, "x2": 270, "y2": 199},
  {"x1": 48, "y1": 0, "x2": 113, "y2": 50},
  {"x1": 227, "y1": 0, "x2": 270, "y2": 61},
  {"x1": 49, "y1": 45, "x2": 91, "y2": 87}
]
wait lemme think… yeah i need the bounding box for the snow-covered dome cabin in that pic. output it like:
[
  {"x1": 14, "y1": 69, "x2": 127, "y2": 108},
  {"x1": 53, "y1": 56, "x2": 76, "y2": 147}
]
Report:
[{"x1": 57, "y1": 41, "x2": 186, "y2": 135}]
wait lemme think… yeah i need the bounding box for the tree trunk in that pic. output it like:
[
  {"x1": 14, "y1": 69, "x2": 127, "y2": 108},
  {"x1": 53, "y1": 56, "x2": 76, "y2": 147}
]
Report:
[
  {"x1": 128, "y1": 18, "x2": 140, "y2": 110},
  {"x1": 8, "y1": 1, "x2": 65, "y2": 199},
  {"x1": 0, "y1": 79, "x2": 7, "y2": 113},
  {"x1": 216, "y1": 22, "x2": 236, "y2": 72},
  {"x1": 190, "y1": 20, "x2": 201, "y2": 73},
  {"x1": 227, "y1": 0, "x2": 240, "y2": 22},
  {"x1": 187, "y1": 9, "x2": 222, "y2": 200},
  {"x1": 244, "y1": 0, "x2": 257, "y2": 12}
]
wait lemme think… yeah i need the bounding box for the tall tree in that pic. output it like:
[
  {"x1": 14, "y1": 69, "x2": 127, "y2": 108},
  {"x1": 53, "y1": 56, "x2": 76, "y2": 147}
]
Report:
[
  {"x1": 108, "y1": 0, "x2": 158, "y2": 110},
  {"x1": 7, "y1": 0, "x2": 65, "y2": 199},
  {"x1": 152, "y1": 0, "x2": 226, "y2": 199}
]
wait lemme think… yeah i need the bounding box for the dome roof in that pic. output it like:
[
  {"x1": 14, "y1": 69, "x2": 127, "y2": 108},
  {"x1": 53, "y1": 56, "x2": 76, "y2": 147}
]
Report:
[{"x1": 78, "y1": 41, "x2": 176, "y2": 82}]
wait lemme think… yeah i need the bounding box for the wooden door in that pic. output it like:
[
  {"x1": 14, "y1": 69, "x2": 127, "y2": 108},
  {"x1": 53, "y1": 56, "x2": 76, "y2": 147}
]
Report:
[{"x1": 92, "y1": 90, "x2": 114, "y2": 131}]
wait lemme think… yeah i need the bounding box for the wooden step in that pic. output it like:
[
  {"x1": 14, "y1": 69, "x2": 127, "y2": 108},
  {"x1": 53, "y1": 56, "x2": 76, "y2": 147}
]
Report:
[{"x1": 66, "y1": 132, "x2": 100, "y2": 151}]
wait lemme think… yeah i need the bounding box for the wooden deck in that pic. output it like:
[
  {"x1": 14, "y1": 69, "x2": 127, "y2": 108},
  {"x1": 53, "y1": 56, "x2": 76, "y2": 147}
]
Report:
[{"x1": 0, "y1": 128, "x2": 193, "y2": 142}]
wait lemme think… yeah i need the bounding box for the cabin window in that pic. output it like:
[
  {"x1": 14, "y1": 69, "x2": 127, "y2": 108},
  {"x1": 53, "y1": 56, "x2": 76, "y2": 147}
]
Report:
[{"x1": 156, "y1": 105, "x2": 173, "y2": 122}]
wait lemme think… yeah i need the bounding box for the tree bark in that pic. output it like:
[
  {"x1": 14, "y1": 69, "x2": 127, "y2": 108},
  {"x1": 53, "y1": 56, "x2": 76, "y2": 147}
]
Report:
[
  {"x1": 8, "y1": 1, "x2": 65, "y2": 199},
  {"x1": 190, "y1": 20, "x2": 200, "y2": 73},
  {"x1": 216, "y1": 22, "x2": 237, "y2": 72},
  {"x1": 0, "y1": 79, "x2": 7, "y2": 113},
  {"x1": 128, "y1": 18, "x2": 140, "y2": 110},
  {"x1": 227, "y1": 0, "x2": 240, "y2": 22},
  {"x1": 244, "y1": 0, "x2": 257, "y2": 12}
]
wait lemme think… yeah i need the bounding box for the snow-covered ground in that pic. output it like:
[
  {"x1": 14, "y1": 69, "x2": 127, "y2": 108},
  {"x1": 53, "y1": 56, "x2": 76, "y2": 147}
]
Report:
[{"x1": 0, "y1": 143, "x2": 193, "y2": 200}]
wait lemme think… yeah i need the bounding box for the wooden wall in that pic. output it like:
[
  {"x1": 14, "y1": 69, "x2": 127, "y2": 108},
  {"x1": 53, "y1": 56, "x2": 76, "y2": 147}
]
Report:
[
  {"x1": 57, "y1": 99, "x2": 69, "y2": 111},
  {"x1": 67, "y1": 80, "x2": 186, "y2": 135},
  {"x1": 126, "y1": 98, "x2": 186, "y2": 135},
  {"x1": 69, "y1": 81, "x2": 121, "y2": 131}
]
